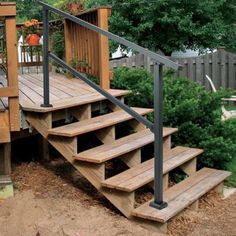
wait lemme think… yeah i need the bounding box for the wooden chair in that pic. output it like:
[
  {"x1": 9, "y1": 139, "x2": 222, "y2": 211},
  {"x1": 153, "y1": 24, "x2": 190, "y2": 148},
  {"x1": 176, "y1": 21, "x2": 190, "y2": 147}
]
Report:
[{"x1": 205, "y1": 74, "x2": 236, "y2": 120}]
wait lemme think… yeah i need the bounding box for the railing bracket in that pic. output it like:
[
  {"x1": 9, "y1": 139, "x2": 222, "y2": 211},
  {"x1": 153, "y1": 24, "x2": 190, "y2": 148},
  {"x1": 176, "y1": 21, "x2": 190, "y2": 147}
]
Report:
[
  {"x1": 149, "y1": 200, "x2": 168, "y2": 210},
  {"x1": 40, "y1": 104, "x2": 53, "y2": 108}
]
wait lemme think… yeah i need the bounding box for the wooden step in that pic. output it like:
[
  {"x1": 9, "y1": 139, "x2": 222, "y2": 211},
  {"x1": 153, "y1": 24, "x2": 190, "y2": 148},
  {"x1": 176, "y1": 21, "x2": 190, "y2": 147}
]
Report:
[
  {"x1": 48, "y1": 108, "x2": 153, "y2": 137},
  {"x1": 102, "y1": 146, "x2": 203, "y2": 192},
  {"x1": 21, "y1": 89, "x2": 130, "y2": 112},
  {"x1": 132, "y1": 168, "x2": 231, "y2": 223},
  {"x1": 74, "y1": 128, "x2": 178, "y2": 163}
]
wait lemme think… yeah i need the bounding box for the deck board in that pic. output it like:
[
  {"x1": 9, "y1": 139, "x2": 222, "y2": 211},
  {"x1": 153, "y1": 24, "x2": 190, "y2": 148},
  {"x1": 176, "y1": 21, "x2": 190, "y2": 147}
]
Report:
[{"x1": 18, "y1": 73, "x2": 130, "y2": 112}]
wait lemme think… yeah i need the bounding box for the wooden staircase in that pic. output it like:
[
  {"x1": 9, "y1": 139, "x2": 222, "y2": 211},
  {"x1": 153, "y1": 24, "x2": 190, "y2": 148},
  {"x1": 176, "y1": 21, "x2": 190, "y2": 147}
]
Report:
[{"x1": 24, "y1": 91, "x2": 231, "y2": 233}]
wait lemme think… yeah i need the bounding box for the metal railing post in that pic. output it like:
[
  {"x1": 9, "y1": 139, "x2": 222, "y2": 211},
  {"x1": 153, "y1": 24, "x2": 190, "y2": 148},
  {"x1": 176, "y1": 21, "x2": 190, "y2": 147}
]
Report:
[
  {"x1": 41, "y1": 6, "x2": 52, "y2": 107},
  {"x1": 150, "y1": 62, "x2": 168, "y2": 210}
]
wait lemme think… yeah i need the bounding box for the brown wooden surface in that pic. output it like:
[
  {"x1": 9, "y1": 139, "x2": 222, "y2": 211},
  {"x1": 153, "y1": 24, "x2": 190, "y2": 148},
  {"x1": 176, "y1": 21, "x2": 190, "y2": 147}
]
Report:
[
  {"x1": 75, "y1": 128, "x2": 178, "y2": 163},
  {"x1": 0, "y1": 2, "x2": 16, "y2": 16},
  {"x1": 64, "y1": 7, "x2": 111, "y2": 89},
  {"x1": 102, "y1": 146, "x2": 203, "y2": 192},
  {"x1": 5, "y1": 14, "x2": 20, "y2": 131},
  {"x1": 98, "y1": 8, "x2": 110, "y2": 89},
  {"x1": 26, "y1": 111, "x2": 135, "y2": 218},
  {"x1": 0, "y1": 111, "x2": 10, "y2": 143},
  {"x1": 48, "y1": 107, "x2": 153, "y2": 137},
  {"x1": 18, "y1": 73, "x2": 129, "y2": 112},
  {"x1": 132, "y1": 168, "x2": 231, "y2": 223}
]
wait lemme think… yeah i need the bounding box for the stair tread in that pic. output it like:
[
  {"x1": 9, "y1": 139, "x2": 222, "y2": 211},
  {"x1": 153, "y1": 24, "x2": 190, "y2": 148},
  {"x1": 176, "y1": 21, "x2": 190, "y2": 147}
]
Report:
[
  {"x1": 74, "y1": 128, "x2": 178, "y2": 163},
  {"x1": 102, "y1": 146, "x2": 203, "y2": 192},
  {"x1": 48, "y1": 107, "x2": 153, "y2": 137},
  {"x1": 21, "y1": 89, "x2": 130, "y2": 112},
  {"x1": 132, "y1": 168, "x2": 231, "y2": 223}
]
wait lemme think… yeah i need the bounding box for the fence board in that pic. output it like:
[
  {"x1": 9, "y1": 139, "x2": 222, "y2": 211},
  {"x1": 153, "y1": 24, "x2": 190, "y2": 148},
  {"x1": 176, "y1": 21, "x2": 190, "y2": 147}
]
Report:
[{"x1": 110, "y1": 49, "x2": 236, "y2": 90}]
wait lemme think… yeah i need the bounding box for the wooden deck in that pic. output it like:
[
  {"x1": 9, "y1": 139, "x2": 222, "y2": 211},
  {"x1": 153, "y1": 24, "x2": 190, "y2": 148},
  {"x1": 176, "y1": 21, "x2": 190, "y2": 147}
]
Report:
[{"x1": 0, "y1": 72, "x2": 129, "y2": 113}]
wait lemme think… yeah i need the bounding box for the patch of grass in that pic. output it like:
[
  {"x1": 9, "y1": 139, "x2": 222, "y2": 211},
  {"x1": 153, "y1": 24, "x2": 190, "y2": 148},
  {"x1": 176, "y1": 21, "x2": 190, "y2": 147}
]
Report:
[{"x1": 226, "y1": 157, "x2": 236, "y2": 187}]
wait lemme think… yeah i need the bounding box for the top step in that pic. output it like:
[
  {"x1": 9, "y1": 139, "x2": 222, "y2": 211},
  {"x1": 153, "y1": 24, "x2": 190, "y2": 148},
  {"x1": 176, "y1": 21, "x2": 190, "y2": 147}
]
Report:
[
  {"x1": 48, "y1": 107, "x2": 153, "y2": 137},
  {"x1": 21, "y1": 89, "x2": 130, "y2": 113},
  {"x1": 132, "y1": 168, "x2": 231, "y2": 223}
]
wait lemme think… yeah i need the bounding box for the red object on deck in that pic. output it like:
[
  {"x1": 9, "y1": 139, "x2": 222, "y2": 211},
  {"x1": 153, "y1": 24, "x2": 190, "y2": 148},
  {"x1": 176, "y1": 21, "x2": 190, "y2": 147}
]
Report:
[{"x1": 26, "y1": 34, "x2": 40, "y2": 46}]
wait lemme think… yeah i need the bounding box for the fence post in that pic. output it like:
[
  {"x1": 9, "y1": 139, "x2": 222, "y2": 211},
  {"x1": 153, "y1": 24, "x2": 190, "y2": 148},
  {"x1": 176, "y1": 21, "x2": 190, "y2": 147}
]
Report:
[
  {"x1": 150, "y1": 62, "x2": 167, "y2": 210},
  {"x1": 41, "y1": 6, "x2": 52, "y2": 107}
]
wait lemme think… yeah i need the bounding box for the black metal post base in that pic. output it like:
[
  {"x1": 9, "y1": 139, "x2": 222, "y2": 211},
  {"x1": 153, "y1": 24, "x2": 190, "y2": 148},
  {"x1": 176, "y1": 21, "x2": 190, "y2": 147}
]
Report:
[
  {"x1": 40, "y1": 104, "x2": 53, "y2": 108},
  {"x1": 150, "y1": 200, "x2": 168, "y2": 210}
]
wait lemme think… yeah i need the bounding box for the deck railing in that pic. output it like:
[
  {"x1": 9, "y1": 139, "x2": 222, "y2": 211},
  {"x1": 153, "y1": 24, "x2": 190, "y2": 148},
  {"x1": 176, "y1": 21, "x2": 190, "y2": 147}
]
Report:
[
  {"x1": 0, "y1": 2, "x2": 20, "y2": 132},
  {"x1": 64, "y1": 7, "x2": 111, "y2": 89},
  {"x1": 37, "y1": 0, "x2": 180, "y2": 210}
]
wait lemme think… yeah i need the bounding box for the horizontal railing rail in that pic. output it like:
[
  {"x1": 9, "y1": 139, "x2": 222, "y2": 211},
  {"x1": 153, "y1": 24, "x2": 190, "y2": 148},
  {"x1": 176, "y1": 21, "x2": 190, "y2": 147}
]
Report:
[{"x1": 37, "y1": 0, "x2": 181, "y2": 211}]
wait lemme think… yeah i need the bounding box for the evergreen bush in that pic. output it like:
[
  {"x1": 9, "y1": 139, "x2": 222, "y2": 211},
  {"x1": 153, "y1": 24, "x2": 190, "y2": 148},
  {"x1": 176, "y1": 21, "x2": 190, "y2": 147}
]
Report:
[{"x1": 111, "y1": 67, "x2": 236, "y2": 170}]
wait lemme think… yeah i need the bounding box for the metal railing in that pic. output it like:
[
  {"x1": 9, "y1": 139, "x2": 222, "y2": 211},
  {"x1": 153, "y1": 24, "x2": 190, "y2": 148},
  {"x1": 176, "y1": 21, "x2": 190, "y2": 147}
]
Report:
[{"x1": 37, "y1": 0, "x2": 180, "y2": 210}]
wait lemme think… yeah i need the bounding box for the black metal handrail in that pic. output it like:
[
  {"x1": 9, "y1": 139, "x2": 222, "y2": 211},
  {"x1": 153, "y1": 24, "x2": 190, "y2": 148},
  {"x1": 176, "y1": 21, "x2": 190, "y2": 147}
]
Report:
[{"x1": 37, "y1": 0, "x2": 181, "y2": 210}]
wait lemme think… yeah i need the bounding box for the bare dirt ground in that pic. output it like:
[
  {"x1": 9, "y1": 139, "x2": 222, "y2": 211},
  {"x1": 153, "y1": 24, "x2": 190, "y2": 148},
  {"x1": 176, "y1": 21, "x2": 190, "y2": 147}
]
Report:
[{"x1": 0, "y1": 161, "x2": 236, "y2": 236}]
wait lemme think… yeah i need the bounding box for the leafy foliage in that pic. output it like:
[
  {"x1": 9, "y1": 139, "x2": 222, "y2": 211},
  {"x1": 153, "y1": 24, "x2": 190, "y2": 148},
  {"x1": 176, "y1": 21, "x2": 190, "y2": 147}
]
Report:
[
  {"x1": 51, "y1": 27, "x2": 65, "y2": 59},
  {"x1": 86, "y1": 0, "x2": 236, "y2": 55},
  {"x1": 111, "y1": 67, "x2": 153, "y2": 108},
  {"x1": 15, "y1": 0, "x2": 60, "y2": 22},
  {"x1": 111, "y1": 67, "x2": 236, "y2": 170}
]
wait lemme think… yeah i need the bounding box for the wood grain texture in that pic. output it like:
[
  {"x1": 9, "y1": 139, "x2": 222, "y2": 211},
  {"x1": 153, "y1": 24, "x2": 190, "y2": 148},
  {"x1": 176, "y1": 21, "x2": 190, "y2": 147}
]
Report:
[
  {"x1": 102, "y1": 146, "x2": 203, "y2": 192},
  {"x1": 5, "y1": 15, "x2": 20, "y2": 131},
  {"x1": 132, "y1": 168, "x2": 231, "y2": 223},
  {"x1": 48, "y1": 107, "x2": 153, "y2": 137},
  {"x1": 98, "y1": 8, "x2": 110, "y2": 89},
  {"x1": 0, "y1": 111, "x2": 10, "y2": 143},
  {"x1": 75, "y1": 128, "x2": 178, "y2": 163},
  {"x1": 0, "y1": 3, "x2": 16, "y2": 16},
  {"x1": 18, "y1": 73, "x2": 130, "y2": 112}
]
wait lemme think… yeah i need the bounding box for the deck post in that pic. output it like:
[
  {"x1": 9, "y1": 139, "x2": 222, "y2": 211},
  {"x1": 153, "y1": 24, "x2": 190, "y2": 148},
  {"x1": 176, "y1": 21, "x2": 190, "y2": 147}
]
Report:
[
  {"x1": 150, "y1": 63, "x2": 168, "y2": 210},
  {"x1": 3, "y1": 2, "x2": 20, "y2": 131},
  {"x1": 97, "y1": 8, "x2": 110, "y2": 89},
  {"x1": 41, "y1": 6, "x2": 52, "y2": 107},
  {"x1": 0, "y1": 143, "x2": 11, "y2": 175}
]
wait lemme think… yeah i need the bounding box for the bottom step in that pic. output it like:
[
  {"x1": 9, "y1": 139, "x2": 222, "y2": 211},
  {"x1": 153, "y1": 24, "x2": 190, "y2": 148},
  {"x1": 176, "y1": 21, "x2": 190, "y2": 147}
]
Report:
[{"x1": 132, "y1": 168, "x2": 231, "y2": 223}]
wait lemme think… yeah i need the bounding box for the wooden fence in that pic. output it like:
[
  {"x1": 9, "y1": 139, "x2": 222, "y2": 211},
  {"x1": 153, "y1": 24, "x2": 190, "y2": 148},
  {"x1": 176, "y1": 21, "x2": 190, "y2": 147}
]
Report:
[
  {"x1": 110, "y1": 49, "x2": 236, "y2": 90},
  {"x1": 65, "y1": 6, "x2": 112, "y2": 89}
]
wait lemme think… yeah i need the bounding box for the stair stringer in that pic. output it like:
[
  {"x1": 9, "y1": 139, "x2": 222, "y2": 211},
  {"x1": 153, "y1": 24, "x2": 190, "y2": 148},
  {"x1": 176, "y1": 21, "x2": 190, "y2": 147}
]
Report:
[{"x1": 26, "y1": 112, "x2": 135, "y2": 217}]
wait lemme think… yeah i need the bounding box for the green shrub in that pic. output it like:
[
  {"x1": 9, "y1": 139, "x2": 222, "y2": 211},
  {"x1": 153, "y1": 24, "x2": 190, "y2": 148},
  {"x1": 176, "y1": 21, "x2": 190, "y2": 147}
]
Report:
[
  {"x1": 111, "y1": 67, "x2": 153, "y2": 107},
  {"x1": 52, "y1": 30, "x2": 65, "y2": 60},
  {"x1": 111, "y1": 67, "x2": 236, "y2": 170}
]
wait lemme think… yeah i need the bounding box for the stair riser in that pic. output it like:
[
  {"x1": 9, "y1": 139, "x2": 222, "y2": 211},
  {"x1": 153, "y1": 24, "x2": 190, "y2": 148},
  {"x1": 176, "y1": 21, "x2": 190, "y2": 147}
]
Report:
[
  {"x1": 50, "y1": 96, "x2": 125, "y2": 124},
  {"x1": 75, "y1": 130, "x2": 177, "y2": 163}
]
